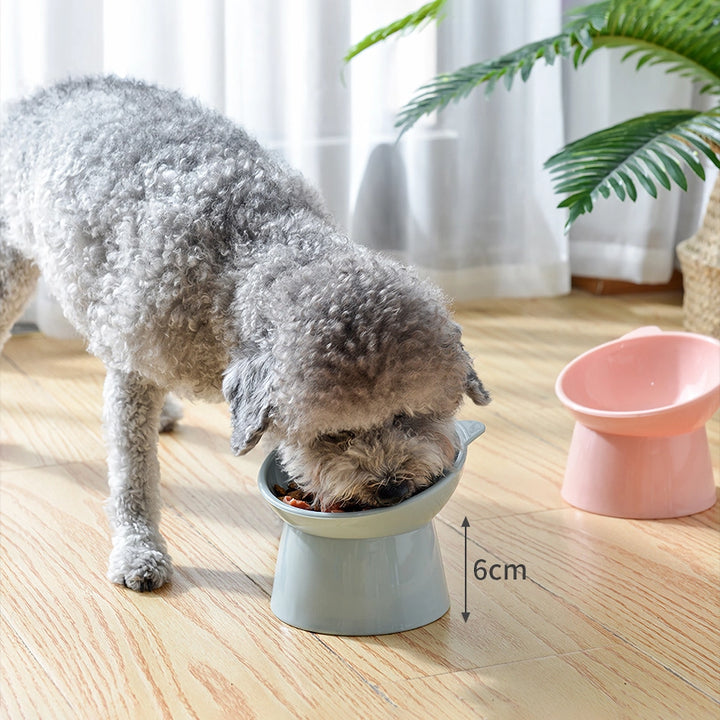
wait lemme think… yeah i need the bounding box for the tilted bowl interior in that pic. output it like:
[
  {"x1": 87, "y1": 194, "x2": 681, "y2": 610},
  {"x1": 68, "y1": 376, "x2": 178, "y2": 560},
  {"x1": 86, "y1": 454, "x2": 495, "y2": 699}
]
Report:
[
  {"x1": 258, "y1": 420, "x2": 485, "y2": 539},
  {"x1": 555, "y1": 328, "x2": 720, "y2": 437}
]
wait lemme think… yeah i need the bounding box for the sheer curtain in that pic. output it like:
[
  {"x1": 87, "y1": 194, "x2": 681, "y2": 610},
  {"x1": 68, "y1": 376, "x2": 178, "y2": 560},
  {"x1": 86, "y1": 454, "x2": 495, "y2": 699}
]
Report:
[
  {"x1": 1, "y1": 0, "x2": 712, "y2": 336},
  {"x1": 351, "y1": 0, "x2": 569, "y2": 298}
]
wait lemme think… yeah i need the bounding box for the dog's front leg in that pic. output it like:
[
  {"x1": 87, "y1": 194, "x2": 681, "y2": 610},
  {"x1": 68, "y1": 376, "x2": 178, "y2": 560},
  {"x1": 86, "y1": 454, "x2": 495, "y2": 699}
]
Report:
[{"x1": 103, "y1": 368, "x2": 172, "y2": 591}]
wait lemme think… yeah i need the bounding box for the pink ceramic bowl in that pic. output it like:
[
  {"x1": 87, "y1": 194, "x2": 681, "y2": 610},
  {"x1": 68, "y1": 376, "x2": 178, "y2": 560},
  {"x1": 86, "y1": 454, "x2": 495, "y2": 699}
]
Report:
[
  {"x1": 556, "y1": 326, "x2": 720, "y2": 438},
  {"x1": 556, "y1": 327, "x2": 719, "y2": 519}
]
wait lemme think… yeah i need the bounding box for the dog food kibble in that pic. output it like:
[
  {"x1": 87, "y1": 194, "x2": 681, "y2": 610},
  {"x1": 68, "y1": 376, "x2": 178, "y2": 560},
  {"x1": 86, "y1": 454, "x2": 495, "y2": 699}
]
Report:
[
  {"x1": 282, "y1": 496, "x2": 312, "y2": 509},
  {"x1": 272, "y1": 481, "x2": 350, "y2": 512},
  {"x1": 273, "y1": 482, "x2": 316, "y2": 509},
  {"x1": 271, "y1": 479, "x2": 436, "y2": 512}
]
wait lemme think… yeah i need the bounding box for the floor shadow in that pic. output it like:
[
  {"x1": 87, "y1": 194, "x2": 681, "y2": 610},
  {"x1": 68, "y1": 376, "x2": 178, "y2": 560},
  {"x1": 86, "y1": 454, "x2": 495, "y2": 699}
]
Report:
[
  {"x1": 166, "y1": 484, "x2": 282, "y2": 533},
  {"x1": 171, "y1": 565, "x2": 273, "y2": 598}
]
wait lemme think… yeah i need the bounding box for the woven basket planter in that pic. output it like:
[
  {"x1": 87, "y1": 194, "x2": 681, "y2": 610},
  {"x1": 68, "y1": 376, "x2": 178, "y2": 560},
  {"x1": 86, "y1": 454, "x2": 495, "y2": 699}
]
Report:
[{"x1": 677, "y1": 173, "x2": 720, "y2": 339}]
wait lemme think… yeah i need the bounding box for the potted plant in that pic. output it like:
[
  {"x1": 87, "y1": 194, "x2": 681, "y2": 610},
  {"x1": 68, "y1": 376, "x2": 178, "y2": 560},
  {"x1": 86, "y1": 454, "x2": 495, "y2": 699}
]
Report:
[{"x1": 346, "y1": 0, "x2": 720, "y2": 337}]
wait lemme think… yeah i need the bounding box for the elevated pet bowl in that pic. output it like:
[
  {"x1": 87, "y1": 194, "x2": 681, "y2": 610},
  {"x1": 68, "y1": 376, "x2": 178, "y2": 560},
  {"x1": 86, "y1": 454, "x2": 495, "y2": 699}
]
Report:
[
  {"x1": 258, "y1": 420, "x2": 485, "y2": 635},
  {"x1": 556, "y1": 326, "x2": 720, "y2": 519}
]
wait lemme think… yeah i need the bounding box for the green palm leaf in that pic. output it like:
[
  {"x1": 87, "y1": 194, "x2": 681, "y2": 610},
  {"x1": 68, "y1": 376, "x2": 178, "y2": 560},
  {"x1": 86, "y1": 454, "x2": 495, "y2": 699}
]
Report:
[
  {"x1": 346, "y1": 0, "x2": 720, "y2": 227},
  {"x1": 390, "y1": 0, "x2": 720, "y2": 135},
  {"x1": 592, "y1": 0, "x2": 720, "y2": 94},
  {"x1": 343, "y1": 0, "x2": 447, "y2": 64},
  {"x1": 394, "y1": 1, "x2": 610, "y2": 134},
  {"x1": 544, "y1": 109, "x2": 720, "y2": 226}
]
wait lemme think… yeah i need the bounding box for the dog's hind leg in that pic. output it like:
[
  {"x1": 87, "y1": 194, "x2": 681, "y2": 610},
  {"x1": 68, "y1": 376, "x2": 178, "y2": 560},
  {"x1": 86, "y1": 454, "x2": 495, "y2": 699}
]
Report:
[
  {"x1": 0, "y1": 242, "x2": 40, "y2": 349},
  {"x1": 159, "y1": 393, "x2": 183, "y2": 433},
  {"x1": 103, "y1": 367, "x2": 172, "y2": 591}
]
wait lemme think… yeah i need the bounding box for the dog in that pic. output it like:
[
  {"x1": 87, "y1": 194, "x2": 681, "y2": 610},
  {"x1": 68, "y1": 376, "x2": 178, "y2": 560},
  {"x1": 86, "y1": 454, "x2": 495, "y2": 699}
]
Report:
[{"x1": 0, "y1": 76, "x2": 490, "y2": 591}]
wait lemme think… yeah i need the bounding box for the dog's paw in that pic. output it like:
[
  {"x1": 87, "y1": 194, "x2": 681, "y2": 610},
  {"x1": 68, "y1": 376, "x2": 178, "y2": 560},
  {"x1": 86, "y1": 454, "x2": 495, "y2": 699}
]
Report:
[{"x1": 108, "y1": 540, "x2": 172, "y2": 592}]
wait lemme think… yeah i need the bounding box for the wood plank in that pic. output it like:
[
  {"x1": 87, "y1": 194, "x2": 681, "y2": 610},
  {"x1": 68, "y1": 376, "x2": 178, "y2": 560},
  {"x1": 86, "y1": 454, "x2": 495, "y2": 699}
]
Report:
[
  {"x1": 468, "y1": 507, "x2": 720, "y2": 701},
  {"x1": 0, "y1": 350, "x2": 104, "y2": 471},
  {"x1": 381, "y1": 645, "x2": 720, "y2": 720},
  {"x1": 2, "y1": 291, "x2": 716, "y2": 719},
  {"x1": 572, "y1": 273, "x2": 683, "y2": 295},
  {"x1": 0, "y1": 462, "x2": 400, "y2": 719},
  {"x1": 445, "y1": 409, "x2": 572, "y2": 518},
  {"x1": 0, "y1": 614, "x2": 74, "y2": 720}
]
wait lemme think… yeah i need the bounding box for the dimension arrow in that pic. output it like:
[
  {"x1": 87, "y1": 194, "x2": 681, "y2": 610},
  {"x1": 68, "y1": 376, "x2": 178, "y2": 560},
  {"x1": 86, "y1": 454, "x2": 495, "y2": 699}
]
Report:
[{"x1": 462, "y1": 517, "x2": 470, "y2": 622}]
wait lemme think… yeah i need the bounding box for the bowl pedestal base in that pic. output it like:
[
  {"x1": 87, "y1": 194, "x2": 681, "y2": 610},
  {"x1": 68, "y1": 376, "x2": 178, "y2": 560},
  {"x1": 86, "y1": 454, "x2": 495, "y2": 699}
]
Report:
[
  {"x1": 561, "y1": 422, "x2": 716, "y2": 519},
  {"x1": 270, "y1": 521, "x2": 450, "y2": 635}
]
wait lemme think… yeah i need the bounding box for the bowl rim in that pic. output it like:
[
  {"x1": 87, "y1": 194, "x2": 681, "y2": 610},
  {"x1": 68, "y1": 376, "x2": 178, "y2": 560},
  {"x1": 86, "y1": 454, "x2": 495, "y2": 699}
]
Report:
[
  {"x1": 258, "y1": 441, "x2": 469, "y2": 520},
  {"x1": 555, "y1": 330, "x2": 720, "y2": 419}
]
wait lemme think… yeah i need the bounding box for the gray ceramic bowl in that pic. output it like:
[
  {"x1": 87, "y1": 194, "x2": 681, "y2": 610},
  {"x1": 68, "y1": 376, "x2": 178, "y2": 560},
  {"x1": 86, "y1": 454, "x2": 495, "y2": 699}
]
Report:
[{"x1": 259, "y1": 420, "x2": 485, "y2": 635}]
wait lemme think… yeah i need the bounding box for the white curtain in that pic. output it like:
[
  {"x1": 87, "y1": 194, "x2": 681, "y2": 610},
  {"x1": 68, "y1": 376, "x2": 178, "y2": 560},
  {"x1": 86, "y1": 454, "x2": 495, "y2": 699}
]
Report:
[{"x1": 1, "y1": 0, "x2": 713, "y2": 336}]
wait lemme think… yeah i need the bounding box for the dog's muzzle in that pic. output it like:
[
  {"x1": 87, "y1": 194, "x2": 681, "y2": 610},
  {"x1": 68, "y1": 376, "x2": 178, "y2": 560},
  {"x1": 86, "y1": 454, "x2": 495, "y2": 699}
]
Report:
[{"x1": 375, "y1": 475, "x2": 413, "y2": 506}]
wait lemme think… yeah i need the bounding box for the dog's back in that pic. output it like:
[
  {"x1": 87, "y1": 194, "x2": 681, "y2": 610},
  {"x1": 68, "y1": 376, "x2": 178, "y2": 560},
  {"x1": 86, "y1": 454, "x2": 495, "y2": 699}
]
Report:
[{"x1": 0, "y1": 76, "x2": 333, "y2": 393}]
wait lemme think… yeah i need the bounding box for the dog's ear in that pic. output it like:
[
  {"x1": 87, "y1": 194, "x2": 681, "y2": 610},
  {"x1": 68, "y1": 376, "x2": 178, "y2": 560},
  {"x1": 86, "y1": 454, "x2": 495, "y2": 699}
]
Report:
[
  {"x1": 461, "y1": 344, "x2": 491, "y2": 406},
  {"x1": 465, "y1": 366, "x2": 491, "y2": 405},
  {"x1": 223, "y1": 351, "x2": 274, "y2": 455}
]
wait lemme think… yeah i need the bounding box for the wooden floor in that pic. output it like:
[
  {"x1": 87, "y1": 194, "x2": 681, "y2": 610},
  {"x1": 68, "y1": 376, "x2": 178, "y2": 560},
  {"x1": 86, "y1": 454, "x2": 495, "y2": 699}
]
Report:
[{"x1": 1, "y1": 291, "x2": 718, "y2": 719}]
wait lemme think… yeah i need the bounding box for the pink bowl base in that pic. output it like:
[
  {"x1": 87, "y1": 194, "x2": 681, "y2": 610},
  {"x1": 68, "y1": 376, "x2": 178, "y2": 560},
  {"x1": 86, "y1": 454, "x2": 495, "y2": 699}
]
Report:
[{"x1": 561, "y1": 423, "x2": 716, "y2": 519}]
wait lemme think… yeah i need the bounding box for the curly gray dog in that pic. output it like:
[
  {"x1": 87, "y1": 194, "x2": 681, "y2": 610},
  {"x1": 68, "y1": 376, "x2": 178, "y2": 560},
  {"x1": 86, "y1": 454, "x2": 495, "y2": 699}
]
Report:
[{"x1": 0, "y1": 77, "x2": 489, "y2": 591}]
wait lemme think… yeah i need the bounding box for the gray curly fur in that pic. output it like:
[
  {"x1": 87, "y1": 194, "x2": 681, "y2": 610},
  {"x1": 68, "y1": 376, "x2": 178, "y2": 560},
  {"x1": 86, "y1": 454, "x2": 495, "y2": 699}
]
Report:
[{"x1": 0, "y1": 76, "x2": 489, "y2": 591}]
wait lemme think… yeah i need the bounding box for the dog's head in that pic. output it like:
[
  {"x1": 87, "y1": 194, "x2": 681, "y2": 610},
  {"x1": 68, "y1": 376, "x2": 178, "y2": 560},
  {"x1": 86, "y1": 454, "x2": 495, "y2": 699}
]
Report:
[
  {"x1": 223, "y1": 250, "x2": 490, "y2": 509},
  {"x1": 277, "y1": 414, "x2": 462, "y2": 510}
]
